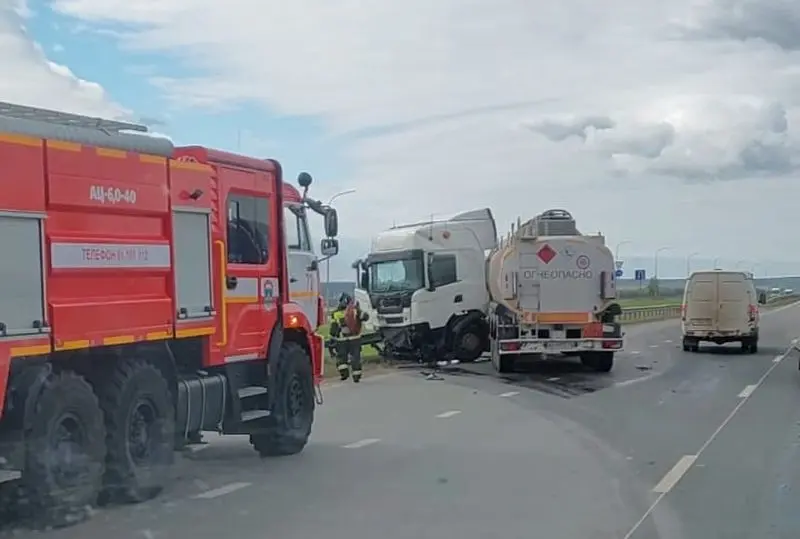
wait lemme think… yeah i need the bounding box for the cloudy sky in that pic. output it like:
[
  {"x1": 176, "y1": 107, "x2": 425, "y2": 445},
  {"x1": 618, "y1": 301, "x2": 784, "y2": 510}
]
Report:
[{"x1": 5, "y1": 0, "x2": 800, "y2": 279}]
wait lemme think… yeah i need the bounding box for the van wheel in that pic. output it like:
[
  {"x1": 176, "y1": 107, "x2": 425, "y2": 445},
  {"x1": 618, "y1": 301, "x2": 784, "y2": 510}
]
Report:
[
  {"x1": 741, "y1": 338, "x2": 758, "y2": 354},
  {"x1": 683, "y1": 338, "x2": 699, "y2": 352}
]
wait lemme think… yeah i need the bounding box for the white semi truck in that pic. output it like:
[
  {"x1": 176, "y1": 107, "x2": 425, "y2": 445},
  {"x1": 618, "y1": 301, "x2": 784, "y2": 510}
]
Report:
[
  {"x1": 487, "y1": 210, "x2": 624, "y2": 373},
  {"x1": 353, "y1": 209, "x2": 498, "y2": 362},
  {"x1": 356, "y1": 208, "x2": 625, "y2": 372}
]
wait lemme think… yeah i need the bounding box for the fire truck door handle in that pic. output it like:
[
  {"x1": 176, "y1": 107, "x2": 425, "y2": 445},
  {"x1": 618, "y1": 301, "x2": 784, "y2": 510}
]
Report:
[
  {"x1": 454, "y1": 294, "x2": 463, "y2": 303},
  {"x1": 226, "y1": 276, "x2": 238, "y2": 290}
]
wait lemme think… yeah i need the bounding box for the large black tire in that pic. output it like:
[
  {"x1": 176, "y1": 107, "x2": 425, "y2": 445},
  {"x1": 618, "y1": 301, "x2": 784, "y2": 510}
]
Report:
[
  {"x1": 250, "y1": 342, "x2": 315, "y2": 457},
  {"x1": 453, "y1": 324, "x2": 485, "y2": 363},
  {"x1": 98, "y1": 359, "x2": 175, "y2": 504},
  {"x1": 19, "y1": 371, "x2": 106, "y2": 528},
  {"x1": 580, "y1": 352, "x2": 614, "y2": 373}
]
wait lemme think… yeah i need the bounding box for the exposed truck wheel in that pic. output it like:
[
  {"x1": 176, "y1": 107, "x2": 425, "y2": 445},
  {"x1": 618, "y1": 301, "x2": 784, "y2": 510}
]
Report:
[
  {"x1": 453, "y1": 324, "x2": 485, "y2": 363},
  {"x1": 250, "y1": 342, "x2": 315, "y2": 457},
  {"x1": 19, "y1": 371, "x2": 106, "y2": 528},
  {"x1": 580, "y1": 352, "x2": 614, "y2": 373},
  {"x1": 98, "y1": 359, "x2": 174, "y2": 504}
]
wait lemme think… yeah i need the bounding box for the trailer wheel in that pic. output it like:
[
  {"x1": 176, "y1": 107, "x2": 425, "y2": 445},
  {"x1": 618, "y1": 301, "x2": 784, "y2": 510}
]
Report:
[
  {"x1": 580, "y1": 352, "x2": 614, "y2": 373},
  {"x1": 250, "y1": 342, "x2": 314, "y2": 457},
  {"x1": 98, "y1": 359, "x2": 174, "y2": 504},
  {"x1": 20, "y1": 371, "x2": 106, "y2": 528}
]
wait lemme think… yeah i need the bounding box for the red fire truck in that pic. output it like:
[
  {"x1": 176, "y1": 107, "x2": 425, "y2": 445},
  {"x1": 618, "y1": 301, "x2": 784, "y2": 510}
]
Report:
[{"x1": 0, "y1": 102, "x2": 339, "y2": 525}]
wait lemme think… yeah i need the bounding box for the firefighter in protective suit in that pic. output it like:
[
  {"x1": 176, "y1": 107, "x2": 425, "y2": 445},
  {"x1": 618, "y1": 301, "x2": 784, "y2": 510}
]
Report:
[{"x1": 328, "y1": 293, "x2": 369, "y2": 382}]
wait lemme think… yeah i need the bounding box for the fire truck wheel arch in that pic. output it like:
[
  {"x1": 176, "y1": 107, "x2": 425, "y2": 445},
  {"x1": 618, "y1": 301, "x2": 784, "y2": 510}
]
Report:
[
  {"x1": 20, "y1": 370, "x2": 106, "y2": 527},
  {"x1": 251, "y1": 341, "x2": 314, "y2": 457}
]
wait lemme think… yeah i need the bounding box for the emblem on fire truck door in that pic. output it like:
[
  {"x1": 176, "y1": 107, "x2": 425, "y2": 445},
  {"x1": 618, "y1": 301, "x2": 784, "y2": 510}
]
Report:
[{"x1": 262, "y1": 278, "x2": 278, "y2": 311}]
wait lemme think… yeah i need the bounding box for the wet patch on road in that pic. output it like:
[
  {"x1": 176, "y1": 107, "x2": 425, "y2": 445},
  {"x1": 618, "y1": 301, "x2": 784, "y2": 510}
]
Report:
[{"x1": 401, "y1": 356, "x2": 624, "y2": 398}]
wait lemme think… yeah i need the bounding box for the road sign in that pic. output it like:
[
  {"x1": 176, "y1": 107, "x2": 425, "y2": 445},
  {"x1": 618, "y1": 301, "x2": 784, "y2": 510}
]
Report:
[
  {"x1": 615, "y1": 269, "x2": 624, "y2": 277},
  {"x1": 635, "y1": 269, "x2": 646, "y2": 281},
  {"x1": 615, "y1": 260, "x2": 624, "y2": 270}
]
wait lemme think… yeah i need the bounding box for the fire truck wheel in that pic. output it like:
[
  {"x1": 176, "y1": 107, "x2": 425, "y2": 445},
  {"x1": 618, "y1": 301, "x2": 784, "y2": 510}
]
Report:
[
  {"x1": 98, "y1": 359, "x2": 175, "y2": 504},
  {"x1": 20, "y1": 371, "x2": 106, "y2": 528},
  {"x1": 250, "y1": 342, "x2": 314, "y2": 457}
]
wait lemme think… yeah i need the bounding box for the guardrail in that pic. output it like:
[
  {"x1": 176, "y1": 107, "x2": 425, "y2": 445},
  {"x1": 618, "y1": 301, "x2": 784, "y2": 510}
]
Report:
[{"x1": 618, "y1": 295, "x2": 800, "y2": 324}]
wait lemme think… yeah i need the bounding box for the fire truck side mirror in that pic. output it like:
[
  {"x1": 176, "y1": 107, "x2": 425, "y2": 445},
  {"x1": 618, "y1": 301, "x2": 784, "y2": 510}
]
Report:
[
  {"x1": 324, "y1": 208, "x2": 339, "y2": 238},
  {"x1": 321, "y1": 238, "x2": 339, "y2": 257}
]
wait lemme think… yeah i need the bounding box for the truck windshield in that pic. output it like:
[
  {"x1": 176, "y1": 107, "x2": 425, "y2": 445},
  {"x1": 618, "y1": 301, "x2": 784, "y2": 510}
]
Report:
[{"x1": 369, "y1": 258, "x2": 424, "y2": 293}]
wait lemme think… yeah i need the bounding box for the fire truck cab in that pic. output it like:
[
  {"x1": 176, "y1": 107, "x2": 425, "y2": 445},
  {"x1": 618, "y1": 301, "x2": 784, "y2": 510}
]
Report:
[{"x1": 0, "y1": 102, "x2": 339, "y2": 526}]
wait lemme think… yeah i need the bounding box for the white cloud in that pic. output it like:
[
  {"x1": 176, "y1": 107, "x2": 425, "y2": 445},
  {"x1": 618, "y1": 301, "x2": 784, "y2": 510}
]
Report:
[
  {"x1": 0, "y1": 3, "x2": 123, "y2": 118},
  {"x1": 44, "y1": 0, "x2": 800, "y2": 278}
]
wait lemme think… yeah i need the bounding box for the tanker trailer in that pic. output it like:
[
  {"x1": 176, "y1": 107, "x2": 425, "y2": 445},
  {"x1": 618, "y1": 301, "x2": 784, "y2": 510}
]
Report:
[{"x1": 486, "y1": 209, "x2": 624, "y2": 373}]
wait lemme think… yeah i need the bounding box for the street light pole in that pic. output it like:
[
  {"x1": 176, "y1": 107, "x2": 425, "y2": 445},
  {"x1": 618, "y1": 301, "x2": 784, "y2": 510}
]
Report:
[
  {"x1": 615, "y1": 240, "x2": 632, "y2": 261},
  {"x1": 654, "y1": 247, "x2": 670, "y2": 296},
  {"x1": 654, "y1": 247, "x2": 670, "y2": 279},
  {"x1": 713, "y1": 257, "x2": 721, "y2": 268},
  {"x1": 323, "y1": 189, "x2": 356, "y2": 303},
  {"x1": 686, "y1": 251, "x2": 700, "y2": 277}
]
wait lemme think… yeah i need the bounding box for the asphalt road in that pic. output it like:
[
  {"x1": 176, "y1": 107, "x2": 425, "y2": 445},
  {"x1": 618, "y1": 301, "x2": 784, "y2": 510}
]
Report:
[{"x1": 4, "y1": 302, "x2": 800, "y2": 538}]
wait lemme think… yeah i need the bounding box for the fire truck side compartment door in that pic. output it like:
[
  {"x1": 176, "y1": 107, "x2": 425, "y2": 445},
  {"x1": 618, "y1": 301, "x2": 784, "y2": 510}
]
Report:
[
  {"x1": 0, "y1": 215, "x2": 46, "y2": 335},
  {"x1": 172, "y1": 209, "x2": 213, "y2": 319}
]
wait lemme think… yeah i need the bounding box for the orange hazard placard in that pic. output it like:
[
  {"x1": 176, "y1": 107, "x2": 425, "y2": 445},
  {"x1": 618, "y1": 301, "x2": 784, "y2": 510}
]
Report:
[{"x1": 582, "y1": 322, "x2": 603, "y2": 338}]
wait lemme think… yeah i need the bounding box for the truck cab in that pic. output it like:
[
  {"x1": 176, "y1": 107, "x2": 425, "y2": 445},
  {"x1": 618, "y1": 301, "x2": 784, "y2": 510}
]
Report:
[{"x1": 356, "y1": 209, "x2": 497, "y2": 361}]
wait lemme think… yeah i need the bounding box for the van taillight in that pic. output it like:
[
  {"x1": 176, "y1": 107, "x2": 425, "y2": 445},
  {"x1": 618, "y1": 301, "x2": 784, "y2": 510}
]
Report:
[
  {"x1": 681, "y1": 304, "x2": 687, "y2": 321},
  {"x1": 748, "y1": 304, "x2": 757, "y2": 322}
]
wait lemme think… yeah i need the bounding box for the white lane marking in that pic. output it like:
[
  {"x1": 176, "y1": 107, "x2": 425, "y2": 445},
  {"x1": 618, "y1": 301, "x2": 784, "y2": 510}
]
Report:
[
  {"x1": 663, "y1": 339, "x2": 673, "y2": 343},
  {"x1": 342, "y1": 438, "x2": 381, "y2": 449},
  {"x1": 629, "y1": 351, "x2": 641, "y2": 355},
  {"x1": 185, "y1": 444, "x2": 210, "y2": 454},
  {"x1": 436, "y1": 410, "x2": 462, "y2": 419},
  {"x1": 738, "y1": 384, "x2": 759, "y2": 398},
  {"x1": 613, "y1": 372, "x2": 659, "y2": 388},
  {"x1": 652, "y1": 455, "x2": 698, "y2": 494},
  {"x1": 193, "y1": 482, "x2": 251, "y2": 499},
  {"x1": 547, "y1": 377, "x2": 560, "y2": 382},
  {"x1": 623, "y1": 342, "x2": 792, "y2": 539},
  {"x1": 499, "y1": 391, "x2": 519, "y2": 397},
  {"x1": 774, "y1": 355, "x2": 783, "y2": 363},
  {"x1": 649, "y1": 344, "x2": 659, "y2": 348}
]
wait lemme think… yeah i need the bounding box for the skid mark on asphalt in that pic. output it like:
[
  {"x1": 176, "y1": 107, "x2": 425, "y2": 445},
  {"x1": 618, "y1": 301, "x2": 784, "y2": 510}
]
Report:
[{"x1": 436, "y1": 352, "x2": 662, "y2": 399}]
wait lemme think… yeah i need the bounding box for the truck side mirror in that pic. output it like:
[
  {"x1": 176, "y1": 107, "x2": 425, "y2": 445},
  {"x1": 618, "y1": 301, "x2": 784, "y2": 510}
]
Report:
[
  {"x1": 359, "y1": 270, "x2": 368, "y2": 290},
  {"x1": 758, "y1": 291, "x2": 767, "y2": 305},
  {"x1": 324, "y1": 208, "x2": 338, "y2": 238},
  {"x1": 426, "y1": 252, "x2": 436, "y2": 292},
  {"x1": 320, "y1": 238, "x2": 338, "y2": 257}
]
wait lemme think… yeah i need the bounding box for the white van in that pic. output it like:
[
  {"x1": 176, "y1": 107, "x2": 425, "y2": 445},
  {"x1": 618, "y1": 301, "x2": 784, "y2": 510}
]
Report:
[{"x1": 681, "y1": 270, "x2": 761, "y2": 353}]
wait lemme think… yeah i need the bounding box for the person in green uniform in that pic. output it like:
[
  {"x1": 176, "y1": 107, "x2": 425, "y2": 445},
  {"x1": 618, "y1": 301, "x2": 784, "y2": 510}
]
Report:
[{"x1": 328, "y1": 293, "x2": 369, "y2": 382}]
